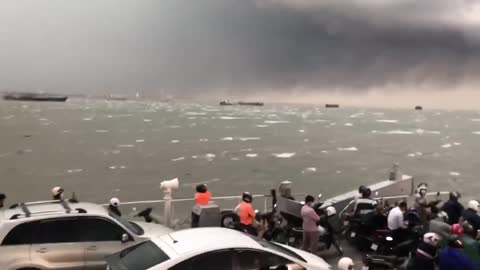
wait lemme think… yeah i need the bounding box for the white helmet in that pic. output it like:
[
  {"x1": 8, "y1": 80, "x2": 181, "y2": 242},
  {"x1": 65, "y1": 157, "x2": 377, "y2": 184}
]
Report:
[
  {"x1": 109, "y1": 197, "x2": 120, "y2": 207},
  {"x1": 337, "y1": 257, "x2": 354, "y2": 270},
  {"x1": 438, "y1": 211, "x2": 449, "y2": 222},
  {"x1": 326, "y1": 206, "x2": 337, "y2": 217},
  {"x1": 51, "y1": 186, "x2": 64, "y2": 197},
  {"x1": 423, "y1": 232, "x2": 441, "y2": 247},
  {"x1": 468, "y1": 200, "x2": 480, "y2": 212}
]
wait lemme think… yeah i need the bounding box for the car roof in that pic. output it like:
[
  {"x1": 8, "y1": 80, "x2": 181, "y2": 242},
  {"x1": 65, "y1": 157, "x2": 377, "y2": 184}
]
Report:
[
  {"x1": 154, "y1": 228, "x2": 262, "y2": 257},
  {"x1": 0, "y1": 201, "x2": 108, "y2": 221}
]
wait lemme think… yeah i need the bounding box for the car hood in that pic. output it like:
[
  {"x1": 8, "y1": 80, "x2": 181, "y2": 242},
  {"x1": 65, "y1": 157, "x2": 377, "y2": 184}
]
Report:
[
  {"x1": 277, "y1": 243, "x2": 332, "y2": 270},
  {"x1": 135, "y1": 221, "x2": 173, "y2": 237}
]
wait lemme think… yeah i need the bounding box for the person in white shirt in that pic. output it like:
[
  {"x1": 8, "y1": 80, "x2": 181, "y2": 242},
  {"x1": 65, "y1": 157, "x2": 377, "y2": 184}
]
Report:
[{"x1": 388, "y1": 201, "x2": 408, "y2": 244}]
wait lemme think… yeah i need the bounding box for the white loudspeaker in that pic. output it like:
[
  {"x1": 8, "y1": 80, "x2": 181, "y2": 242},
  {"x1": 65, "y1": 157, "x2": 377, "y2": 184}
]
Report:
[{"x1": 160, "y1": 178, "x2": 179, "y2": 190}]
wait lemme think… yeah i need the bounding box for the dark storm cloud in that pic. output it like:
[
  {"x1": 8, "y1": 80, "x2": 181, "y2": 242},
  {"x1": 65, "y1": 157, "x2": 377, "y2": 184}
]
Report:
[{"x1": 0, "y1": 0, "x2": 479, "y2": 96}]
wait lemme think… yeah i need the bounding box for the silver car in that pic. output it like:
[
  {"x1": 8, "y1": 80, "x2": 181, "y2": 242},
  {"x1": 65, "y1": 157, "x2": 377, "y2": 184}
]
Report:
[{"x1": 0, "y1": 200, "x2": 172, "y2": 270}]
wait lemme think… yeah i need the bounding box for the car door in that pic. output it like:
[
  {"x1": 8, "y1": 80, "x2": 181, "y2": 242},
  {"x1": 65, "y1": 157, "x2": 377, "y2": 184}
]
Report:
[
  {"x1": 234, "y1": 249, "x2": 304, "y2": 270},
  {"x1": 0, "y1": 221, "x2": 36, "y2": 270},
  {"x1": 168, "y1": 250, "x2": 234, "y2": 270},
  {"x1": 29, "y1": 217, "x2": 85, "y2": 270},
  {"x1": 79, "y1": 216, "x2": 135, "y2": 270}
]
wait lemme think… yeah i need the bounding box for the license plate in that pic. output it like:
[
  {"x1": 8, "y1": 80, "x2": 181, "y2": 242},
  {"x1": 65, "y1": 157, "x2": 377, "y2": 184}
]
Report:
[
  {"x1": 350, "y1": 232, "x2": 356, "y2": 238},
  {"x1": 371, "y1": 243, "x2": 378, "y2": 251},
  {"x1": 343, "y1": 220, "x2": 349, "y2": 226},
  {"x1": 362, "y1": 267, "x2": 369, "y2": 270}
]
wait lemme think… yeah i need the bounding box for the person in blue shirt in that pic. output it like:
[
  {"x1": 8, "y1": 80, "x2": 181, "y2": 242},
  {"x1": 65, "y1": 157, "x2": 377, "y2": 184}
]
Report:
[{"x1": 439, "y1": 237, "x2": 480, "y2": 270}]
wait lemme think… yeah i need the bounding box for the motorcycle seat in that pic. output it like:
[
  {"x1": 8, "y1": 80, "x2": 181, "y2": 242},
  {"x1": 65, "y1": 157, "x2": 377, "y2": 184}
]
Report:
[{"x1": 367, "y1": 254, "x2": 406, "y2": 264}]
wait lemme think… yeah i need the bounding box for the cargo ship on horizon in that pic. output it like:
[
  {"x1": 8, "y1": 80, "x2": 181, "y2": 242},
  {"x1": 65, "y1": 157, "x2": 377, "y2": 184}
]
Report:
[{"x1": 3, "y1": 92, "x2": 68, "y2": 102}]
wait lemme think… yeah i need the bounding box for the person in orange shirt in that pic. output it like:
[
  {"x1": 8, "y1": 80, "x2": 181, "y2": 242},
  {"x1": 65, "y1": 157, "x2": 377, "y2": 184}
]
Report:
[
  {"x1": 236, "y1": 192, "x2": 256, "y2": 235},
  {"x1": 191, "y1": 184, "x2": 211, "y2": 227}
]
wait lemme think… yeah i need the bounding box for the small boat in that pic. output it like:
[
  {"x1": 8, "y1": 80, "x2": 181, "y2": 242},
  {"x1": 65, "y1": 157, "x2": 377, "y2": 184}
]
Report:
[
  {"x1": 106, "y1": 94, "x2": 128, "y2": 101},
  {"x1": 325, "y1": 104, "x2": 340, "y2": 108},
  {"x1": 219, "y1": 101, "x2": 233, "y2": 106},
  {"x1": 238, "y1": 101, "x2": 264, "y2": 106},
  {"x1": 3, "y1": 92, "x2": 68, "y2": 102},
  {"x1": 415, "y1": 106, "x2": 423, "y2": 110}
]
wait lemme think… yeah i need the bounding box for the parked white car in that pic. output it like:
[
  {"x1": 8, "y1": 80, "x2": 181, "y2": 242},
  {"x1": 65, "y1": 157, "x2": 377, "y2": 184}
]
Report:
[{"x1": 106, "y1": 227, "x2": 332, "y2": 270}]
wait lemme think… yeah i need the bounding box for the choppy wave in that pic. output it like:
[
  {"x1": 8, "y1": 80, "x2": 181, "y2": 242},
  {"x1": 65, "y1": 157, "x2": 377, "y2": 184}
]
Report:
[
  {"x1": 171, "y1": 140, "x2": 180, "y2": 143},
  {"x1": 118, "y1": 144, "x2": 135, "y2": 148},
  {"x1": 302, "y1": 167, "x2": 317, "y2": 173},
  {"x1": 273, "y1": 152, "x2": 296, "y2": 158},
  {"x1": 245, "y1": 153, "x2": 258, "y2": 158},
  {"x1": 338, "y1": 147, "x2": 358, "y2": 151},
  {"x1": 372, "y1": 130, "x2": 413, "y2": 134},
  {"x1": 376, "y1": 119, "x2": 398, "y2": 123},
  {"x1": 449, "y1": 171, "x2": 460, "y2": 176},
  {"x1": 95, "y1": 130, "x2": 109, "y2": 133},
  {"x1": 264, "y1": 120, "x2": 289, "y2": 124},
  {"x1": 220, "y1": 116, "x2": 245, "y2": 120},
  {"x1": 171, "y1": 157, "x2": 185, "y2": 162}
]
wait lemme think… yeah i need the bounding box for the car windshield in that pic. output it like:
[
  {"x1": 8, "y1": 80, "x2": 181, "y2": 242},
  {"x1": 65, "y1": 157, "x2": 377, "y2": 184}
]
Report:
[
  {"x1": 247, "y1": 235, "x2": 306, "y2": 262},
  {"x1": 107, "y1": 240, "x2": 169, "y2": 270},
  {"x1": 109, "y1": 213, "x2": 144, "y2": 235}
]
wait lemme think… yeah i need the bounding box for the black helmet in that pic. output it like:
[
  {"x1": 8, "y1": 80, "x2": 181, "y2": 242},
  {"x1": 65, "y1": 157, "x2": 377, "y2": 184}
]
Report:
[
  {"x1": 242, "y1": 192, "x2": 253, "y2": 203},
  {"x1": 358, "y1": 185, "x2": 367, "y2": 194},
  {"x1": 449, "y1": 191, "x2": 461, "y2": 201},
  {"x1": 362, "y1": 188, "x2": 372, "y2": 198},
  {"x1": 196, "y1": 184, "x2": 207, "y2": 193}
]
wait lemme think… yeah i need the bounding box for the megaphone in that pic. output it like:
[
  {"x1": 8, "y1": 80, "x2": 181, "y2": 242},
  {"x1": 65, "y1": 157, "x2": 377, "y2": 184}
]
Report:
[{"x1": 160, "y1": 178, "x2": 179, "y2": 191}]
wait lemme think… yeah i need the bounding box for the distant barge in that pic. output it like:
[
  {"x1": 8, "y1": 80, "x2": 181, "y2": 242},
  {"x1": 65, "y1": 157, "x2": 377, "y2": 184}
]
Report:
[
  {"x1": 3, "y1": 93, "x2": 68, "y2": 102},
  {"x1": 220, "y1": 101, "x2": 264, "y2": 106},
  {"x1": 415, "y1": 106, "x2": 423, "y2": 110},
  {"x1": 325, "y1": 104, "x2": 340, "y2": 108}
]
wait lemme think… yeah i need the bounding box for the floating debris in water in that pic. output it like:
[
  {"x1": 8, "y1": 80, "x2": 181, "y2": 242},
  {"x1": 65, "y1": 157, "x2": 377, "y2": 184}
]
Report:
[
  {"x1": 23, "y1": 134, "x2": 32, "y2": 138},
  {"x1": 273, "y1": 153, "x2": 296, "y2": 158},
  {"x1": 171, "y1": 157, "x2": 185, "y2": 162},
  {"x1": 338, "y1": 147, "x2": 358, "y2": 151}
]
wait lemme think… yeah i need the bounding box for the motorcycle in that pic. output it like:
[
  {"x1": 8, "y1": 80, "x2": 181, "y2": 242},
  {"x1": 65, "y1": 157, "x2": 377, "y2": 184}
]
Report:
[{"x1": 362, "y1": 254, "x2": 408, "y2": 270}]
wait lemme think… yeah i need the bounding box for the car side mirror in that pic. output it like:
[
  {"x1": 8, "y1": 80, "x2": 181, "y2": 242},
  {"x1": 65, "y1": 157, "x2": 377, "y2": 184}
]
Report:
[{"x1": 121, "y1": 233, "x2": 129, "y2": 243}]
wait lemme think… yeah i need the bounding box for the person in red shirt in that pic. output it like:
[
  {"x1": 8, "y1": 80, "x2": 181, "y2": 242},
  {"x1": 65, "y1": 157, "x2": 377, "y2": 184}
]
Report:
[
  {"x1": 191, "y1": 184, "x2": 212, "y2": 227},
  {"x1": 236, "y1": 192, "x2": 256, "y2": 235}
]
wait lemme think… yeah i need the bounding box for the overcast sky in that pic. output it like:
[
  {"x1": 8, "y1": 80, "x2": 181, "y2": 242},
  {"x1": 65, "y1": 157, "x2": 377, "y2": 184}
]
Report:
[{"x1": 1, "y1": 0, "x2": 480, "y2": 106}]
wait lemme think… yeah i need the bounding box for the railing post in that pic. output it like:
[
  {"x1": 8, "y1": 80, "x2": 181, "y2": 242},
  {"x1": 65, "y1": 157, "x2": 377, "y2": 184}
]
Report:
[
  {"x1": 163, "y1": 189, "x2": 172, "y2": 228},
  {"x1": 264, "y1": 197, "x2": 267, "y2": 212}
]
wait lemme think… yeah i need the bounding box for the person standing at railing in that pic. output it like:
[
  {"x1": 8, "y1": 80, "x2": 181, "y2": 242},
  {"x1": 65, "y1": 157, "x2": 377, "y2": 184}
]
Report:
[
  {"x1": 301, "y1": 195, "x2": 320, "y2": 254},
  {"x1": 191, "y1": 184, "x2": 212, "y2": 228}
]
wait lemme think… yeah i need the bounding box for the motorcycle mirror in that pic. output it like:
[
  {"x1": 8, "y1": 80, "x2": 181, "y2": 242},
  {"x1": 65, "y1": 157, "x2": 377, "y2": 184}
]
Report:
[
  {"x1": 121, "y1": 233, "x2": 130, "y2": 243},
  {"x1": 318, "y1": 194, "x2": 323, "y2": 200},
  {"x1": 386, "y1": 236, "x2": 393, "y2": 242}
]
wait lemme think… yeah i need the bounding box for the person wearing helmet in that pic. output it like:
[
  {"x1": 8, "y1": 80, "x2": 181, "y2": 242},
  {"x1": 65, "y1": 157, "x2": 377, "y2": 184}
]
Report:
[
  {"x1": 461, "y1": 221, "x2": 480, "y2": 267},
  {"x1": 439, "y1": 238, "x2": 478, "y2": 270},
  {"x1": 51, "y1": 186, "x2": 64, "y2": 200},
  {"x1": 406, "y1": 232, "x2": 441, "y2": 270},
  {"x1": 415, "y1": 183, "x2": 430, "y2": 225},
  {"x1": 462, "y1": 200, "x2": 480, "y2": 232},
  {"x1": 354, "y1": 185, "x2": 368, "y2": 203},
  {"x1": 237, "y1": 192, "x2": 256, "y2": 235},
  {"x1": 428, "y1": 210, "x2": 452, "y2": 245},
  {"x1": 191, "y1": 184, "x2": 212, "y2": 228},
  {"x1": 108, "y1": 197, "x2": 122, "y2": 216},
  {"x1": 442, "y1": 191, "x2": 464, "y2": 225},
  {"x1": 0, "y1": 193, "x2": 6, "y2": 209},
  {"x1": 353, "y1": 188, "x2": 377, "y2": 216},
  {"x1": 301, "y1": 195, "x2": 321, "y2": 253},
  {"x1": 337, "y1": 257, "x2": 355, "y2": 270}
]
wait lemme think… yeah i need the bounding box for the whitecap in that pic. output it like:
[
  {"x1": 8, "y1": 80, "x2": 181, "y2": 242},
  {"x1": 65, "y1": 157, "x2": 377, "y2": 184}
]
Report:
[
  {"x1": 185, "y1": 112, "x2": 207, "y2": 115},
  {"x1": 273, "y1": 153, "x2": 296, "y2": 158},
  {"x1": 376, "y1": 119, "x2": 398, "y2": 123},
  {"x1": 241, "y1": 148, "x2": 253, "y2": 152},
  {"x1": 119, "y1": 166, "x2": 126, "y2": 169},
  {"x1": 407, "y1": 152, "x2": 423, "y2": 157},
  {"x1": 231, "y1": 158, "x2": 240, "y2": 161},
  {"x1": 256, "y1": 125, "x2": 269, "y2": 128},
  {"x1": 264, "y1": 120, "x2": 289, "y2": 124},
  {"x1": 220, "y1": 116, "x2": 245, "y2": 120},
  {"x1": 344, "y1": 123, "x2": 353, "y2": 126},
  {"x1": 39, "y1": 118, "x2": 48, "y2": 121},
  {"x1": 453, "y1": 142, "x2": 462, "y2": 146},
  {"x1": 329, "y1": 122, "x2": 337, "y2": 126},
  {"x1": 199, "y1": 138, "x2": 209, "y2": 142},
  {"x1": 302, "y1": 167, "x2": 317, "y2": 173},
  {"x1": 246, "y1": 153, "x2": 258, "y2": 158},
  {"x1": 135, "y1": 139, "x2": 145, "y2": 143},
  {"x1": 338, "y1": 147, "x2": 358, "y2": 151},
  {"x1": 171, "y1": 157, "x2": 185, "y2": 162},
  {"x1": 171, "y1": 140, "x2": 180, "y2": 143},
  {"x1": 449, "y1": 171, "x2": 461, "y2": 176},
  {"x1": 473, "y1": 131, "x2": 480, "y2": 135},
  {"x1": 336, "y1": 170, "x2": 342, "y2": 174},
  {"x1": 298, "y1": 129, "x2": 305, "y2": 133},
  {"x1": 192, "y1": 155, "x2": 198, "y2": 159},
  {"x1": 374, "y1": 130, "x2": 413, "y2": 135},
  {"x1": 0, "y1": 152, "x2": 13, "y2": 158},
  {"x1": 441, "y1": 143, "x2": 452, "y2": 148},
  {"x1": 187, "y1": 117, "x2": 196, "y2": 120},
  {"x1": 118, "y1": 144, "x2": 135, "y2": 148},
  {"x1": 82, "y1": 117, "x2": 93, "y2": 121},
  {"x1": 62, "y1": 130, "x2": 71, "y2": 133},
  {"x1": 304, "y1": 139, "x2": 310, "y2": 142},
  {"x1": 67, "y1": 169, "x2": 83, "y2": 173},
  {"x1": 471, "y1": 119, "x2": 480, "y2": 122},
  {"x1": 108, "y1": 166, "x2": 117, "y2": 170},
  {"x1": 95, "y1": 130, "x2": 109, "y2": 133},
  {"x1": 321, "y1": 150, "x2": 329, "y2": 153},
  {"x1": 2, "y1": 115, "x2": 14, "y2": 120},
  {"x1": 221, "y1": 137, "x2": 234, "y2": 141},
  {"x1": 143, "y1": 119, "x2": 152, "y2": 122},
  {"x1": 416, "y1": 129, "x2": 441, "y2": 135},
  {"x1": 112, "y1": 150, "x2": 121, "y2": 154},
  {"x1": 310, "y1": 119, "x2": 327, "y2": 123},
  {"x1": 106, "y1": 115, "x2": 113, "y2": 118},
  {"x1": 349, "y1": 113, "x2": 364, "y2": 118},
  {"x1": 239, "y1": 137, "x2": 261, "y2": 141},
  {"x1": 205, "y1": 153, "x2": 216, "y2": 161},
  {"x1": 169, "y1": 125, "x2": 181, "y2": 129}
]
